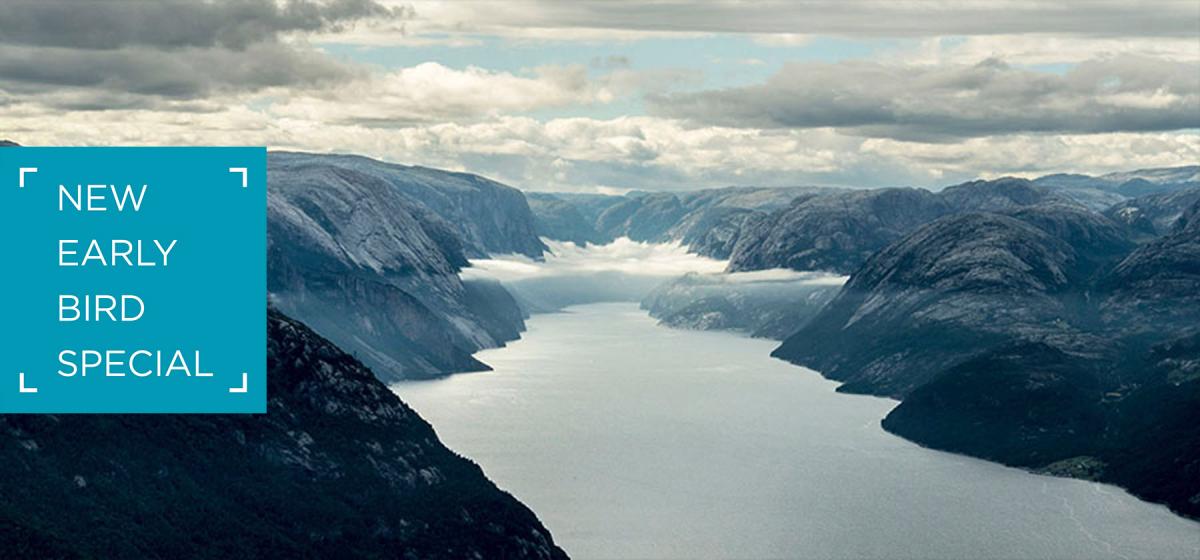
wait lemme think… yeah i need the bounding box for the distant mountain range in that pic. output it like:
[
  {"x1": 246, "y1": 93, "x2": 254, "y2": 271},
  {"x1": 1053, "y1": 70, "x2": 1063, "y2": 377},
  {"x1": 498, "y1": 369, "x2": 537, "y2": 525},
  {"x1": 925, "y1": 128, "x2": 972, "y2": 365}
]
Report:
[{"x1": 533, "y1": 168, "x2": 1197, "y2": 277}]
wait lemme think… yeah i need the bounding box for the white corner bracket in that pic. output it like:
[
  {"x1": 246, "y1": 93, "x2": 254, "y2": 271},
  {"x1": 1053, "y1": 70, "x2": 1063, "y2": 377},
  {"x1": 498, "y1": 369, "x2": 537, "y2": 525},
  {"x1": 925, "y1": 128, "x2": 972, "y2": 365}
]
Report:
[
  {"x1": 229, "y1": 372, "x2": 248, "y2": 394},
  {"x1": 229, "y1": 167, "x2": 248, "y2": 188},
  {"x1": 18, "y1": 167, "x2": 36, "y2": 188},
  {"x1": 18, "y1": 372, "x2": 37, "y2": 394}
]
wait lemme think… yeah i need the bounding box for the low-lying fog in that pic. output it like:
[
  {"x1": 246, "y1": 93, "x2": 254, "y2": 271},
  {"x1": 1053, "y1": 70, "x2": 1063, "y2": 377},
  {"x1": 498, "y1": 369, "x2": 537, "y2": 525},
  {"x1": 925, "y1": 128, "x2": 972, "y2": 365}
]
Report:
[{"x1": 461, "y1": 238, "x2": 845, "y2": 312}]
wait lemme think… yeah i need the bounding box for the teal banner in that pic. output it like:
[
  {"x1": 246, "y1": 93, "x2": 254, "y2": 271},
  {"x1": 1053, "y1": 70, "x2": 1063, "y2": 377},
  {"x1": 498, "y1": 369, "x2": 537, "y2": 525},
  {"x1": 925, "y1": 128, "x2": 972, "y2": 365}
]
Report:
[{"x1": 1, "y1": 147, "x2": 266, "y2": 413}]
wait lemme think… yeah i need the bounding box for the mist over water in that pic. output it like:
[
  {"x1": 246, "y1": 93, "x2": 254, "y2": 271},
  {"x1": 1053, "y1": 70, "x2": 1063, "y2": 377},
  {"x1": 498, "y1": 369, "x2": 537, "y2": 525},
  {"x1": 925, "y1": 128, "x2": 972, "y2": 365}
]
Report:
[{"x1": 461, "y1": 238, "x2": 843, "y2": 311}]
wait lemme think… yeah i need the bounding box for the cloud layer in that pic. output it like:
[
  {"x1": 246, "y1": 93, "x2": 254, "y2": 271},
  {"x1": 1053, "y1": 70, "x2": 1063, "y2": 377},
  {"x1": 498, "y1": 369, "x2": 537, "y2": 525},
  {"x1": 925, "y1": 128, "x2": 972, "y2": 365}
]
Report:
[
  {"x1": 650, "y1": 56, "x2": 1200, "y2": 140},
  {"x1": 1, "y1": 1, "x2": 1197, "y2": 192}
]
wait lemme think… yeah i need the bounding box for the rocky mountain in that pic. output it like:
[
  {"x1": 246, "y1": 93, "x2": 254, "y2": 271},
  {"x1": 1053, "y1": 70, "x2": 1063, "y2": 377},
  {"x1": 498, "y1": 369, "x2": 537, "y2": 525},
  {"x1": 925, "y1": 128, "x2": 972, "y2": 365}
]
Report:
[
  {"x1": 1100, "y1": 198, "x2": 1200, "y2": 335},
  {"x1": 529, "y1": 187, "x2": 818, "y2": 258},
  {"x1": 0, "y1": 309, "x2": 566, "y2": 559},
  {"x1": 726, "y1": 188, "x2": 951, "y2": 274},
  {"x1": 273, "y1": 153, "x2": 546, "y2": 259},
  {"x1": 773, "y1": 198, "x2": 1200, "y2": 518},
  {"x1": 1035, "y1": 165, "x2": 1200, "y2": 210},
  {"x1": 726, "y1": 178, "x2": 1073, "y2": 275},
  {"x1": 1104, "y1": 187, "x2": 1200, "y2": 241},
  {"x1": 268, "y1": 152, "x2": 543, "y2": 381},
  {"x1": 526, "y1": 193, "x2": 608, "y2": 246},
  {"x1": 771, "y1": 209, "x2": 1117, "y2": 396}
]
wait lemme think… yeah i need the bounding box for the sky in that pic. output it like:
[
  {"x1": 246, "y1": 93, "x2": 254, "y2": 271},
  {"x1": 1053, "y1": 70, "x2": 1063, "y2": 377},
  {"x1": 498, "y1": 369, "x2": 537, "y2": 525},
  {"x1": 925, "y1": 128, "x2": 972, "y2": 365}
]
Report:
[{"x1": 1, "y1": 0, "x2": 1198, "y2": 192}]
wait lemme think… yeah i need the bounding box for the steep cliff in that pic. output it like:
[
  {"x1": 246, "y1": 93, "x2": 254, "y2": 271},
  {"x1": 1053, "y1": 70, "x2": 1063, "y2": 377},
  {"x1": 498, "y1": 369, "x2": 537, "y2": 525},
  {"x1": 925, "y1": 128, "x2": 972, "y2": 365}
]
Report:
[
  {"x1": 268, "y1": 152, "x2": 540, "y2": 380},
  {"x1": 0, "y1": 310, "x2": 567, "y2": 559}
]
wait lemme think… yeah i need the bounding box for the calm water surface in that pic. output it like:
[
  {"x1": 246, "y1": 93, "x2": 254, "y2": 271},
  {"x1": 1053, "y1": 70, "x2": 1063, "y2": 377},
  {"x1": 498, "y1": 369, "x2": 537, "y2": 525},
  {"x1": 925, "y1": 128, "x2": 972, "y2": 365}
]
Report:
[{"x1": 393, "y1": 303, "x2": 1200, "y2": 559}]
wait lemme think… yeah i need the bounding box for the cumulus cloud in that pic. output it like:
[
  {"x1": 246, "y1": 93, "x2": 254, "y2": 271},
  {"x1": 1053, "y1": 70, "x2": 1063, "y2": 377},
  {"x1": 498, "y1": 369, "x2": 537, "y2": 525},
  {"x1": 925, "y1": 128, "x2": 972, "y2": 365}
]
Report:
[{"x1": 649, "y1": 56, "x2": 1200, "y2": 140}]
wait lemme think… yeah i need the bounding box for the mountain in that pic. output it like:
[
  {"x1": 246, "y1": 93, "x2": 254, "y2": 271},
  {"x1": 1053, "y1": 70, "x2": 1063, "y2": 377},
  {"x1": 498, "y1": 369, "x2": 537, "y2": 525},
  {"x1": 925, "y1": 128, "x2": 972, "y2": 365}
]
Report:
[
  {"x1": 0, "y1": 310, "x2": 566, "y2": 559},
  {"x1": 268, "y1": 152, "x2": 542, "y2": 380},
  {"x1": 774, "y1": 198, "x2": 1200, "y2": 518},
  {"x1": 1035, "y1": 165, "x2": 1200, "y2": 210},
  {"x1": 726, "y1": 188, "x2": 951, "y2": 274},
  {"x1": 1104, "y1": 187, "x2": 1200, "y2": 241},
  {"x1": 272, "y1": 153, "x2": 546, "y2": 259},
  {"x1": 529, "y1": 187, "x2": 818, "y2": 258},
  {"x1": 770, "y1": 209, "x2": 1117, "y2": 396},
  {"x1": 726, "y1": 178, "x2": 1071, "y2": 275},
  {"x1": 526, "y1": 193, "x2": 607, "y2": 246},
  {"x1": 1100, "y1": 198, "x2": 1200, "y2": 336},
  {"x1": 1033, "y1": 173, "x2": 1129, "y2": 210}
]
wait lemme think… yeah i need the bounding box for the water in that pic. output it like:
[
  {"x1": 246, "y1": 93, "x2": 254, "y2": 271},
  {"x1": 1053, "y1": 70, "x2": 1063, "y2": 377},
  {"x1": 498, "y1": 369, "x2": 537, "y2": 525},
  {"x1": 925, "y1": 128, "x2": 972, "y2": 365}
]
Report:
[{"x1": 393, "y1": 303, "x2": 1200, "y2": 559}]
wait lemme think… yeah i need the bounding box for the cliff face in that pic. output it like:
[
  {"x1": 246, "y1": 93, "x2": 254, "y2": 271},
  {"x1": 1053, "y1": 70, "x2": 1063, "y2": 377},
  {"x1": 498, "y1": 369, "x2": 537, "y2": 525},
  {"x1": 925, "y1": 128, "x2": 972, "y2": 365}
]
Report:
[
  {"x1": 0, "y1": 310, "x2": 567, "y2": 559},
  {"x1": 268, "y1": 152, "x2": 541, "y2": 380},
  {"x1": 272, "y1": 153, "x2": 546, "y2": 259}
]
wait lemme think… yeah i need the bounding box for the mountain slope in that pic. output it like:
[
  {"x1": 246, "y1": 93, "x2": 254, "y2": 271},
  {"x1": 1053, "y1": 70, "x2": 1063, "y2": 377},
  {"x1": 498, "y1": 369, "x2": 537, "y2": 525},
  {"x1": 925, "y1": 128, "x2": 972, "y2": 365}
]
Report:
[
  {"x1": 777, "y1": 199, "x2": 1200, "y2": 518},
  {"x1": 771, "y1": 210, "x2": 1109, "y2": 396},
  {"x1": 0, "y1": 310, "x2": 566, "y2": 559},
  {"x1": 726, "y1": 178, "x2": 1072, "y2": 275},
  {"x1": 268, "y1": 152, "x2": 538, "y2": 380}
]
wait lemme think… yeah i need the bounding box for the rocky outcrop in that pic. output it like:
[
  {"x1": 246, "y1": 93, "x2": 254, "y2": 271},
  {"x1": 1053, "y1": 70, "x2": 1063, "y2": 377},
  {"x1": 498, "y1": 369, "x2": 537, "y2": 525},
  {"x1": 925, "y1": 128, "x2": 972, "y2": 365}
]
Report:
[
  {"x1": 268, "y1": 152, "x2": 538, "y2": 381},
  {"x1": 0, "y1": 310, "x2": 567, "y2": 559}
]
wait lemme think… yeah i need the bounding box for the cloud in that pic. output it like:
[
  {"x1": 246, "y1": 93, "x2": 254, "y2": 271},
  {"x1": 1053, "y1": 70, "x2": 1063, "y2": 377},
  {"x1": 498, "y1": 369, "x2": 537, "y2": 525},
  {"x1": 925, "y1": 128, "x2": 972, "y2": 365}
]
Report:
[
  {"x1": 379, "y1": 1, "x2": 1198, "y2": 43},
  {"x1": 648, "y1": 56, "x2": 1200, "y2": 140},
  {"x1": 0, "y1": 43, "x2": 358, "y2": 103},
  {"x1": 0, "y1": 0, "x2": 399, "y2": 104},
  {"x1": 5, "y1": 99, "x2": 1197, "y2": 192},
  {"x1": 268, "y1": 62, "x2": 600, "y2": 126},
  {"x1": 0, "y1": 0, "x2": 400, "y2": 49}
]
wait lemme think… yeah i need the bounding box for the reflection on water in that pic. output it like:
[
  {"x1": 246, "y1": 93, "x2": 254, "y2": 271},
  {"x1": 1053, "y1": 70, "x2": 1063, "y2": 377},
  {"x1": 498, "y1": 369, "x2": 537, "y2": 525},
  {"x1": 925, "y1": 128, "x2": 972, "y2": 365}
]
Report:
[{"x1": 394, "y1": 303, "x2": 1200, "y2": 560}]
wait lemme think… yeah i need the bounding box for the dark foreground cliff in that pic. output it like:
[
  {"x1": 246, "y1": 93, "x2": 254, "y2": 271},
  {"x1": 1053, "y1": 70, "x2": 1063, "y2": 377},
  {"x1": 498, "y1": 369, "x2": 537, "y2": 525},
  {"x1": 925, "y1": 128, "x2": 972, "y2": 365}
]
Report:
[{"x1": 0, "y1": 310, "x2": 566, "y2": 559}]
